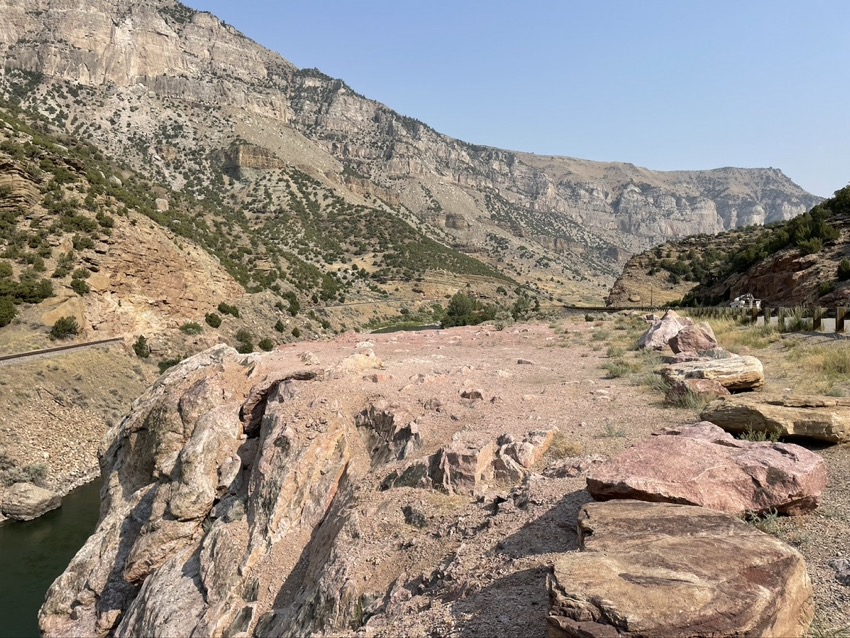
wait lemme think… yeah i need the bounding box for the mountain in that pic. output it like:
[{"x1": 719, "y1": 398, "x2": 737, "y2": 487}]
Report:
[
  {"x1": 607, "y1": 186, "x2": 850, "y2": 308},
  {"x1": 0, "y1": 0, "x2": 822, "y2": 317}
]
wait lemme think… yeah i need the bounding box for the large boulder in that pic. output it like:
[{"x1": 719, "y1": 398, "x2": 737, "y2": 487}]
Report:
[
  {"x1": 0, "y1": 482, "x2": 61, "y2": 521},
  {"x1": 702, "y1": 394, "x2": 850, "y2": 444},
  {"x1": 668, "y1": 321, "x2": 718, "y2": 354},
  {"x1": 547, "y1": 500, "x2": 814, "y2": 638},
  {"x1": 636, "y1": 310, "x2": 692, "y2": 350},
  {"x1": 586, "y1": 422, "x2": 827, "y2": 515},
  {"x1": 663, "y1": 354, "x2": 764, "y2": 391}
]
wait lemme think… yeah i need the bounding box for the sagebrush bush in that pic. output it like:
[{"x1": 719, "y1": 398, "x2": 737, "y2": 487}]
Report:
[
  {"x1": 180, "y1": 322, "x2": 203, "y2": 335},
  {"x1": 50, "y1": 315, "x2": 79, "y2": 339}
]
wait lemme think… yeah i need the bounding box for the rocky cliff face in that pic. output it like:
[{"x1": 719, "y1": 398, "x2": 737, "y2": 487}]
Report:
[{"x1": 0, "y1": 0, "x2": 821, "y2": 302}]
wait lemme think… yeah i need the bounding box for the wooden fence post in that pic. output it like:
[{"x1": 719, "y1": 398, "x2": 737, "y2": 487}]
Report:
[
  {"x1": 778, "y1": 308, "x2": 786, "y2": 331},
  {"x1": 762, "y1": 306, "x2": 770, "y2": 328},
  {"x1": 838, "y1": 307, "x2": 847, "y2": 334}
]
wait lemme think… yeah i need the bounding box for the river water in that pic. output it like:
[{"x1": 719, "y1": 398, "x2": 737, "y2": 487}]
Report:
[{"x1": 0, "y1": 480, "x2": 102, "y2": 637}]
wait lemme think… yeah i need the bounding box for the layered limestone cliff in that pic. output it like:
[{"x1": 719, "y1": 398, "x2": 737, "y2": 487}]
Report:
[{"x1": 0, "y1": 0, "x2": 821, "y2": 300}]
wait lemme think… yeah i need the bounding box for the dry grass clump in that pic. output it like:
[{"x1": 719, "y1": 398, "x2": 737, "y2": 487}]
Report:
[{"x1": 546, "y1": 431, "x2": 583, "y2": 459}]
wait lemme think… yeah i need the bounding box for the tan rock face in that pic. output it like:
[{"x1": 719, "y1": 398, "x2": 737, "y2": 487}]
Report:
[
  {"x1": 548, "y1": 500, "x2": 814, "y2": 638},
  {"x1": 586, "y1": 422, "x2": 828, "y2": 515},
  {"x1": 702, "y1": 394, "x2": 850, "y2": 443}
]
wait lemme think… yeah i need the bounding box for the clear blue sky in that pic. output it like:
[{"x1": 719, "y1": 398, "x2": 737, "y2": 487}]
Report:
[{"x1": 183, "y1": 0, "x2": 848, "y2": 197}]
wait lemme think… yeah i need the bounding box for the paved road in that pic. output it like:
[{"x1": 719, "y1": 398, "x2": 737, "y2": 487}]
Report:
[{"x1": 0, "y1": 337, "x2": 124, "y2": 367}]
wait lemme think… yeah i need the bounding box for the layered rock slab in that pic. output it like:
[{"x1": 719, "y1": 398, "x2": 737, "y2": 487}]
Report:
[
  {"x1": 662, "y1": 354, "x2": 764, "y2": 391},
  {"x1": 586, "y1": 422, "x2": 827, "y2": 515},
  {"x1": 548, "y1": 500, "x2": 814, "y2": 638},
  {"x1": 702, "y1": 394, "x2": 850, "y2": 443}
]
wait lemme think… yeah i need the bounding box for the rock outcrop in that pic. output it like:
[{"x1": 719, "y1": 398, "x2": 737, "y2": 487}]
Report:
[
  {"x1": 548, "y1": 500, "x2": 814, "y2": 638},
  {"x1": 586, "y1": 422, "x2": 827, "y2": 515},
  {"x1": 702, "y1": 394, "x2": 850, "y2": 443},
  {"x1": 36, "y1": 327, "x2": 595, "y2": 637}
]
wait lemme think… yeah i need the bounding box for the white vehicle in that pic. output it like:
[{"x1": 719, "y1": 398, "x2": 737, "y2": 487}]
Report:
[{"x1": 729, "y1": 293, "x2": 761, "y2": 310}]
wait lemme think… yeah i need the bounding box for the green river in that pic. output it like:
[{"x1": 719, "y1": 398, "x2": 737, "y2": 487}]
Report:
[{"x1": 0, "y1": 480, "x2": 101, "y2": 637}]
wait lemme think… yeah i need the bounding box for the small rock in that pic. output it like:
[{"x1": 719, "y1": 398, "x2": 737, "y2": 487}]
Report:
[
  {"x1": 460, "y1": 389, "x2": 484, "y2": 400},
  {"x1": 516, "y1": 359, "x2": 534, "y2": 365},
  {"x1": 829, "y1": 558, "x2": 850, "y2": 586}
]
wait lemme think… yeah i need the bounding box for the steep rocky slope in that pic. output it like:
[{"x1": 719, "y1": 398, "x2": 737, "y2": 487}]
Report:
[
  {"x1": 608, "y1": 186, "x2": 850, "y2": 307},
  {"x1": 0, "y1": 0, "x2": 820, "y2": 305}
]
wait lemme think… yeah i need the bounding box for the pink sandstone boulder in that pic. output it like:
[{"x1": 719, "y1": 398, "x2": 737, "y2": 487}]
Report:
[
  {"x1": 548, "y1": 500, "x2": 814, "y2": 638},
  {"x1": 669, "y1": 321, "x2": 718, "y2": 354},
  {"x1": 586, "y1": 422, "x2": 827, "y2": 515}
]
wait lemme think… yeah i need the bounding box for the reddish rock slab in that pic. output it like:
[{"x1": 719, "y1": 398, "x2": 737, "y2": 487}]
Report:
[
  {"x1": 586, "y1": 422, "x2": 827, "y2": 515},
  {"x1": 669, "y1": 321, "x2": 718, "y2": 354},
  {"x1": 548, "y1": 500, "x2": 814, "y2": 638}
]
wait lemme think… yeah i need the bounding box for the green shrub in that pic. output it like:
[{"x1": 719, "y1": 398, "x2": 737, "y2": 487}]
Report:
[
  {"x1": 235, "y1": 328, "x2": 254, "y2": 353},
  {"x1": 0, "y1": 296, "x2": 16, "y2": 327},
  {"x1": 204, "y1": 312, "x2": 222, "y2": 328},
  {"x1": 133, "y1": 335, "x2": 150, "y2": 358},
  {"x1": 258, "y1": 338, "x2": 274, "y2": 352},
  {"x1": 180, "y1": 322, "x2": 203, "y2": 335},
  {"x1": 274, "y1": 319, "x2": 285, "y2": 333},
  {"x1": 217, "y1": 302, "x2": 239, "y2": 317},
  {"x1": 50, "y1": 315, "x2": 79, "y2": 339},
  {"x1": 291, "y1": 326, "x2": 302, "y2": 338},
  {"x1": 70, "y1": 277, "x2": 90, "y2": 295},
  {"x1": 441, "y1": 292, "x2": 496, "y2": 328},
  {"x1": 797, "y1": 237, "x2": 823, "y2": 255}
]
